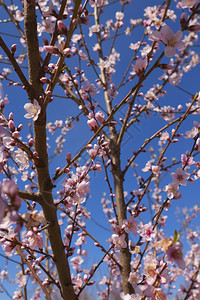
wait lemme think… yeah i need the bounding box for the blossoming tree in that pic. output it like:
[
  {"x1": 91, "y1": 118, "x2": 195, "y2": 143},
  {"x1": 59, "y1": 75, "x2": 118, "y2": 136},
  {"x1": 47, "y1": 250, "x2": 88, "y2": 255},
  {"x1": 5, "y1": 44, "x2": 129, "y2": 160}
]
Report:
[{"x1": 0, "y1": 0, "x2": 200, "y2": 299}]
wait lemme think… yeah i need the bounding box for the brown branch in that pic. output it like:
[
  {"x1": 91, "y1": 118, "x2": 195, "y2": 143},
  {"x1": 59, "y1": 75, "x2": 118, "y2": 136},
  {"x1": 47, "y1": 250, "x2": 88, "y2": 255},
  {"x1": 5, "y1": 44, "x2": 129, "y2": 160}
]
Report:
[
  {"x1": 0, "y1": 35, "x2": 31, "y2": 95},
  {"x1": 43, "y1": 0, "x2": 82, "y2": 110},
  {"x1": 17, "y1": 190, "x2": 41, "y2": 203},
  {"x1": 41, "y1": 0, "x2": 68, "y2": 72},
  {"x1": 0, "y1": 0, "x2": 25, "y2": 38},
  {"x1": 52, "y1": 108, "x2": 116, "y2": 181},
  {"x1": 16, "y1": 245, "x2": 52, "y2": 300}
]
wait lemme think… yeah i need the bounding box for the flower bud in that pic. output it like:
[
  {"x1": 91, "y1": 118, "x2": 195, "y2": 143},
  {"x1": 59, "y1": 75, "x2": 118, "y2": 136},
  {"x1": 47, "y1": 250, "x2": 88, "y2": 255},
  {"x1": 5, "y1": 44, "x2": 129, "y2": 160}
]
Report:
[
  {"x1": 12, "y1": 131, "x2": 20, "y2": 138},
  {"x1": 8, "y1": 120, "x2": 15, "y2": 132},
  {"x1": 17, "y1": 124, "x2": 23, "y2": 131},
  {"x1": 158, "y1": 64, "x2": 174, "y2": 70},
  {"x1": 188, "y1": 25, "x2": 200, "y2": 32},
  {"x1": 63, "y1": 48, "x2": 71, "y2": 57},
  {"x1": 28, "y1": 138, "x2": 34, "y2": 147},
  {"x1": 9, "y1": 112, "x2": 14, "y2": 120},
  {"x1": 66, "y1": 152, "x2": 71, "y2": 162},
  {"x1": 11, "y1": 44, "x2": 17, "y2": 54},
  {"x1": 87, "y1": 118, "x2": 98, "y2": 131},
  {"x1": 40, "y1": 77, "x2": 50, "y2": 84},
  {"x1": 180, "y1": 12, "x2": 187, "y2": 30},
  {"x1": 57, "y1": 20, "x2": 68, "y2": 36},
  {"x1": 44, "y1": 46, "x2": 60, "y2": 55},
  {"x1": 95, "y1": 110, "x2": 105, "y2": 124}
]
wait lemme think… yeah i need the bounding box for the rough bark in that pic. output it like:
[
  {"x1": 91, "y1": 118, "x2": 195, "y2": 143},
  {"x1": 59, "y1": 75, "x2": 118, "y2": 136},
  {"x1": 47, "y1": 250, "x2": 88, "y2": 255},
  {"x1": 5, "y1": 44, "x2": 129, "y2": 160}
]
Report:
[
  {"x1": 110, "y1": 137, "x2": 134, "y2": 296},
  {"x1": 24, "y1": 1, "x2": 76, "y2": 299}
]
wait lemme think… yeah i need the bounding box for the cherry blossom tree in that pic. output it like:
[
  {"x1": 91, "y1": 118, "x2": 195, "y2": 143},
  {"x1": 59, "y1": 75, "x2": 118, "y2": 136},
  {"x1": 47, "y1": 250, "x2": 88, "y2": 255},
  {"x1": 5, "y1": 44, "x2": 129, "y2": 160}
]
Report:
[{"x1": 0, "y1": 0, "x2": 200, "y2": 299}]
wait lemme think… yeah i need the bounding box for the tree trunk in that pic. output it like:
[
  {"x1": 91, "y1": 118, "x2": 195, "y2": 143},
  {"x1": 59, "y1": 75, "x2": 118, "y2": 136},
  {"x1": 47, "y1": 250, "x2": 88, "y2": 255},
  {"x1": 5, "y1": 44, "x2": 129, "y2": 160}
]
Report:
[
  {"x1": 24, "y1": 1, "x2": 76, "y2": 299},
  {"x1": 110, "y1": 139, "x2": 134, "y2": 296}
]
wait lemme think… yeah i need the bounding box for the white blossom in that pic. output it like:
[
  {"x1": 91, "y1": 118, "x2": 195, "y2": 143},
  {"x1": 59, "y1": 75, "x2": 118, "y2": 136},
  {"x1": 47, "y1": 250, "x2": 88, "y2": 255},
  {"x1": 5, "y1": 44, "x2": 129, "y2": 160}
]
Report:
[{"x1": 24, "y1": 99, "x2": 41, "y2": 121}]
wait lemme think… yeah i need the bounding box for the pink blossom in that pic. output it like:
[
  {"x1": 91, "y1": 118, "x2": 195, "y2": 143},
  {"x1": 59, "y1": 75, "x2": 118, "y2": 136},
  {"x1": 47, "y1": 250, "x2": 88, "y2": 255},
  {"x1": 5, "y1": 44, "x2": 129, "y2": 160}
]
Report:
[
  {"x1": 178, "y1": 0, "x2": 199, "y2": 9},
  {"x1": 42, "y1": 1, "x2": 55, "y2": 17},
  {"x1": 72, "y1": 273, "x2": 83, "y2": 290},
  {"x1": 165, "y1": 242, "x2": 186, "y2": 270},
  {"x1": 87, "y1": 118, "x2": 98, "y2": 130},
  {"x1": 24, "y1": 99, "x2": 41, "y2": 121},
  {"x1": 15, "y1": 149, "x2": 29, "y2": 171},
  {"x1": 142, "y1": 161, "x2": 151, "y2": 172},
  {"x1": 95, "y1": 110, "x2": 105, "y2": 123},
  {"x1": 122, "y1": 215, "x2": 138, "y2": 236},
  {"x1": 71, "y1": 34, "x2": 82, "y2": 43},
  {"x1": 160, "y1": 131, "x2": 169, "y2": 141},
  {"x1": 1, "y1": 240, "x2": 15, "y2": 254},
  {"x1": 2, "y1": 179, "x2": 18, "y2": 198},
  {"x1": 152, "y1": 165, "x2": 160, "y2": 174},
  {"x1": 0, "y1": 124, "x2": 8, "y2": 137},
  {"x1": 181, "y1": 154, "x2": 194, "y2": 167},
  {"x1": 145, "y1": 287, "x2": 167, "y2": 300},
  {"x1": 163, "y1": 182, "x2": 181, "y2": 199},
  {"x1": 151, "y1": 25, "x2": 185, "y2": 57},
  {"x1": 185, "y1": 126, "x2": 198, "y2": 139},
  {"x1": 143, "y1": 256, "x2": 157, "y2": 285},
  {"x1": 128, "y1": 271, "x2": 141, "y2": 294},
  {"x1": 112, "y1": 233, "x2": 127, "y2": 251},
  {"x1": 15, "y1": 10, "x2": 24, "y2": 22},
  {"x1": 130, "y1": 58, "x2": 147, "y2": 77},
  {"x1": 70, "y1": 256, "x2": 84, "y2": 270},
  {"x1": 89, "y1": 24, "x2": 100, "y2": 37},
  {"x1": 115, "y1": 12, "x2": 124, "y2": 21},
  {"x1": 139, "y1": 222, "x2": 155, "y2": 242},
  {"x1": 37, "y1": 19, "x2": 55, "y2": 35},
  {"x1": 27, "y1": 230, "x2": 43, "y2": 249},
  {"x1": 171, "y1": 168, "x2": 190, "y2": 186},
  {"x1": 76, "y1": 180, "x2": 90, "y2": 197},
  {"x1": 92, "y1": 162, "x2": 102, "y2": 171},
  {"x1": 195, "y1": 138, "x2": 200, "y2": 151}
]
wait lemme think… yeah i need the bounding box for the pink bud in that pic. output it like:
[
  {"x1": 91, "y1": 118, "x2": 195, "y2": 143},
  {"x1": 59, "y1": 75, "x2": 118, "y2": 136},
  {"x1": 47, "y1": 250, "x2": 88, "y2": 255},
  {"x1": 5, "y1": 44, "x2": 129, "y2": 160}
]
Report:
[
  {"x1": 12, "y1": 131, "x2": 20, "y2": 138},
  {"x1": 9, "y1": 112, "x2": 14, "y2": 120},
  {"x1": 74, "y1": 79, "x2": 78, "y2": 86},
  {"x1": 57, "y1": 20, "x2": 68, "y2": 36},
  {"x1": 44, "y1": 46, "x2": 60, "y2": 55},
  {"x1": 66, "y1": 152, "x2": 71, "y2": 162},
  {"x1": 8, "y1": 120, "x2": 15, "y2": 132},
  {"x1": 188, "y1": 25, "x2": 200, "y2": 32},
  {"x1": 28, "y1": 138, "x2": 34, "y2": 147},
  {"x1": 87, "y1": 118, "x2": 98, "y2": 130},
  {"x1": 40, "y1": 77, "x2": 50, "y2": 84},
  {"x1": 158, "y1": 64, "x2": 174, "y2": 70},
  {"x1": 55, "y1": 167, "x2": 60, "y2": 175},
  {"x1": 63, "y1": 48, "x2": 71, "y2": 57},
  {"x1": 87, "y1": 281, "x2": 95, "y2": 286},
  {"x1": 46, "y1": 91, "x2": 52, "y2": 96},
  {"x1": 177, "y1": 105, "x2": 182, "y2": 111},
  {"x1": 95, "y1": 111, "x2": 105, "y2": 124},
  {"x1": 86, "y1": 144, "x2": 93, "y2": 149},
  {"x1": 17, "y1": 124, "x2": 23, "y2": 131},
  {"x1": 11, "y1": 44, "x2": 17, "y2": 54},
  {"x1": 72, "y1": 18, "x2": 79, "y2": 26},
  {"x1": 180, "y1": 12, "x2": 187, "y2": 29}
]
